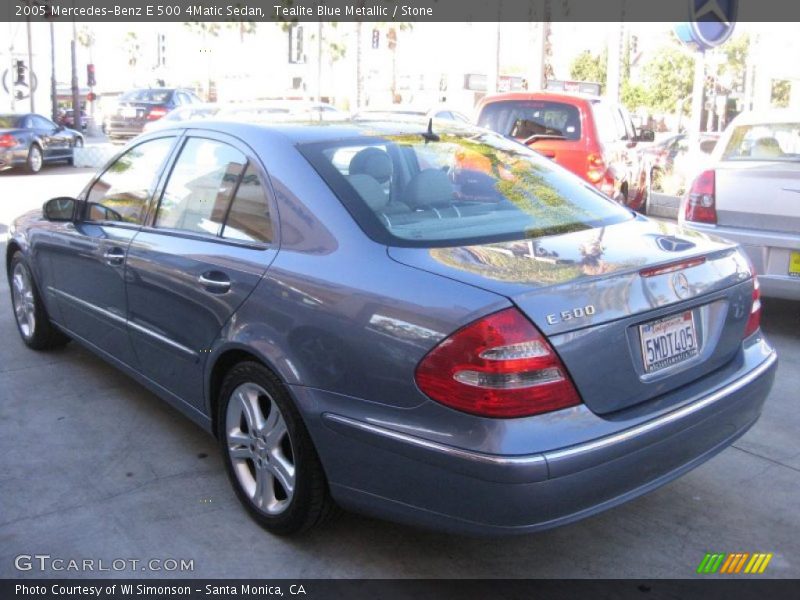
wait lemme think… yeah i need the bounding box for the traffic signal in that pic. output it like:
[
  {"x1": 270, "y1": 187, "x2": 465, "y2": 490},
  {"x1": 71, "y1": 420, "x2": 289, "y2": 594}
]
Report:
[
  {"x1": 15, "y1": 60, "x2": 26, "y2": 85},
  {"x1": 86, "y1": 63, "x2": 96, "y2": 87},
  {"x1": 371, "y1": 29, "x2": 380, "y2": 49}
]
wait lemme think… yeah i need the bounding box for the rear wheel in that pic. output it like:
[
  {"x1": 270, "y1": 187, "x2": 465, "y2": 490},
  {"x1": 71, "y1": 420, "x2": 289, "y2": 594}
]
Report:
[
  {"x1": 24, "y1": 144, "x2": 43, "y2": 174},
  {"x1": 217, "y1": 361, "x2": 336, "y2": 535},
  {"x1": 8, "y1": 253, "x2": 70, "y2": 350}
]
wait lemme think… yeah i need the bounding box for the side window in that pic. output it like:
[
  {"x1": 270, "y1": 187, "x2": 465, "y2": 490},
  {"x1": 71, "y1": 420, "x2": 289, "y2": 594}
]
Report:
[
  {"x1": 222, "y1": 164, "x2": 273, "y2": 244},
  {"x1": 85, "y1": 137, "x2": 175, "y2": 224},
  {"x1": 611, "y1": 108, "x2": 629, "y2": 140},
  {"x1": 32, "y1": 116, "x2": 53, "y2": 130},
  {"x1": 155, "y1": 137, "x2": 246, "y2": 236}
]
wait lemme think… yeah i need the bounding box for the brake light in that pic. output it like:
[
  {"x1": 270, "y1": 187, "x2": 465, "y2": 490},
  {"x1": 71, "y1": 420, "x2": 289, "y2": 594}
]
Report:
[
  {"x1": 684, "y1": 169, "x2": 717, "y2": 224},
  {"x1": 586, "y1": 152, "x2": 606, "y2": 184},
  {"x1": 147, "y1": 107, "x2": 168, "y2": 121},
  {"x1": 744, "y1": 271, "x2": 761, "y2": 338},
  {"x1": 640, "y1": 257, "x2": 706, "y2": 278},
  {"x1": 415, "y1": 308, "x2": 581, "y2": 418},
  {"x1": 0, "y1": 134, "x2": 16, "y2": 148}
]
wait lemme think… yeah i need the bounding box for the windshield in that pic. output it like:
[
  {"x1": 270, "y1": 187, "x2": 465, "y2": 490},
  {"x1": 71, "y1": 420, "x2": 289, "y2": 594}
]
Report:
[
  {"x1": 0, "y1": 115, "x2": 21, "y2": 128},
  {"x1": 300, "y1": 129, "x2": 632, "y2": 247},
  {"x1": 722, "y1": 122, "x2": 800, "y2": 161},
  {"x1": 119, "y1": 89, "x2": 173, "y2": 104},
  {"x1": 478, "y1": 100, "x2": 582, "y2": 141}
]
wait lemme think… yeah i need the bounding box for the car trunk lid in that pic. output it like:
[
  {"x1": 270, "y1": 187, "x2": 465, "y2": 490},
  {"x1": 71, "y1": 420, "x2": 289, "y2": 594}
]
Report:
[
  {"x1": 715, "y1": 161, "x2": 800, "y2": 234},
  {"x1": 389, "y1": 218, "x2": 754, "y2": 414}
]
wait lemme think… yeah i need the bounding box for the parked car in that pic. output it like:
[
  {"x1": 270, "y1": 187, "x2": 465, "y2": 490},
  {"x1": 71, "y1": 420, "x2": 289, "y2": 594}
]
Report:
[
  {"x1": 106, "y1": 87, "x2": 202, "y2": 143},
  {"x1": 476, "y1": 92, "x2": 654, "y2": 211},
  {"x1": 0, "y1": 113, "x2": 84, "y2": 174},
  {"x1": 142, "y1": 103, "x2": 221, "y2": 133},
  {"x1": 680, "y1": 110, "x2": 800, "y2": 300},
  {"x1": 642, "y1": 132, "x2": 719, "y2": 193},
  {"x1": 58, "y1": 108, "x2": 88, "y2": 131},
  {"x1": 7, "y1": 118, "x2": 775, "y2": 536},
  {"x1": 355, "y1": 105, "x2": 472, "y2": 123}
]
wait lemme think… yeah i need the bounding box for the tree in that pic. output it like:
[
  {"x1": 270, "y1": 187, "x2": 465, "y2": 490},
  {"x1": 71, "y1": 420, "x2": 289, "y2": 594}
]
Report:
[
  {"x1": 569, "y1": 48, "x2": 607, "y2": 90},
  {"x1": 772, "y1": 80, "x2": 791, "y2": 108},
  {"x1": 641, "y1": 44, "x2": 695, "y2": 115}
]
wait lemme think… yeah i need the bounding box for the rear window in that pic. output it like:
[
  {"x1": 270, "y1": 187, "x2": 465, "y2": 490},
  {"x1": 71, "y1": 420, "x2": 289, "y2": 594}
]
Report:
[
  {"x1": 0, "y1": 115, "x2": 21, "y2": 128},
  {"x1": 722, "y1": 123, "x2": 800, "y2": 161},
  {"x1": 119, "y1": 89, "x2": 173, "y2": 104},
  {"x1": 478, "y1": 100, "x2": 582, "y2": 141},
  {"x1": 300, "y1": 130, "x2": 631, "y2": 248}
]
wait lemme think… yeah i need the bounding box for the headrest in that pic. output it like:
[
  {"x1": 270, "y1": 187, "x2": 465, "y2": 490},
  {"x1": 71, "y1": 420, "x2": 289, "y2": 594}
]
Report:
[
  {"x1": 402, "y1": 169, "x2": 455, "y2": 209},
  {"x1": 347, "y1": 174, "x2": 389, "y2": 212},
  {"x1": 350, "y1": 147, "x2": 393, "y2": 183},
  {"x1": 751, "y1": 137, "x2": 783, "y2": 159}
]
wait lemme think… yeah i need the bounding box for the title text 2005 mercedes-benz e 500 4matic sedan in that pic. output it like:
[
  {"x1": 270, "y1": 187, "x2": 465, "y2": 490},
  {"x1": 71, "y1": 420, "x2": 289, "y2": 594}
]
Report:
[{"x1": 7, "y1": 119, "x2": 776, "y2": 535}]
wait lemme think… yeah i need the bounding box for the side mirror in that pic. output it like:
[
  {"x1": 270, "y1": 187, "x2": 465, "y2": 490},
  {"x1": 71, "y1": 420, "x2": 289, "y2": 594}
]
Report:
[
  {"x1": 43, "y1": 197, "x2": 77, "y2": 221},
  {"x1": 636, "y1": 129, "x2": 656, "y2": 143},
  {"x1": 699, "y1": 139, "x2": 718, "y2": 154}
]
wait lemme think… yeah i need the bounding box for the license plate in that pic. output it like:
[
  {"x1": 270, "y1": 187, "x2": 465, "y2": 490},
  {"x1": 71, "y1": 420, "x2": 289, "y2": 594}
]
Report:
[
  {"x1": 639, "y1": 310, "x2": 698, "y2": 374},
  {"x1": 789, "y1": 251, "x2": 800, "y2": 278},
  {"x1": 120, "y1": 106, "x2": 137, "y2": 118}
]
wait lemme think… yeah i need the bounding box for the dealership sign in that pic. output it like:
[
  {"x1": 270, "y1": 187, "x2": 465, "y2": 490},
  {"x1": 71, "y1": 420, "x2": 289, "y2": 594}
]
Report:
[{"x1": 674, "y1": 0, "x2": 738, "y2": 52}]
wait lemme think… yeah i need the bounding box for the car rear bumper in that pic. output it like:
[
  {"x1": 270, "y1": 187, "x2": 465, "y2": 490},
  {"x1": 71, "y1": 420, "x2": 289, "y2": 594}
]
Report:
[
  {"x1": 0, "y1": 147, "x2": 28, "y2": 168},
  {"x1": 683, "y1": 222, "x2": 800, "y2": 300},
  {"x1": 295, "y1": 336, "x2": 776, "y2": 535},
  {"x1": 106, "y1": 122, "x2": 146, "y2": 138}
]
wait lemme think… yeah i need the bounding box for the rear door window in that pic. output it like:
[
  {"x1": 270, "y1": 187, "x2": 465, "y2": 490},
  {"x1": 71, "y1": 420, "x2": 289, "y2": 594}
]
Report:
[
  {"x1": 222, "y1": 164, "x2": 274, "y2": 244},
  {"x1": 155, "y1": 137, "x2": 246, "y2": 236},
  {"x1": 85, "y1": 137, "x2": 176, "y2": 224},
  {"x1": 478, "y1": 100, "x2": 581, "y2": 141}
]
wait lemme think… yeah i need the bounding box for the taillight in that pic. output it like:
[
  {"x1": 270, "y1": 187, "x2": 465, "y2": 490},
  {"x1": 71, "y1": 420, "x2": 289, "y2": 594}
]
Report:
[
  {"x1": 684, "y1": 169, "x2": 717, "y2": 224},
  {"x1": 415, "y1": 308, "x2": 581, "y2": 418},
  {"x1": 744, "y1": 273, "x2": 761, "y2": 338},
  {"x1": 586, "y1": 152, "x2": 606, "y2": 184},
  {"x1": 0, "y1": 133, "x2": 16, "y2": 148},
  {"x1": 147, "y1": 107, "x2": 168, "y2": 121}
]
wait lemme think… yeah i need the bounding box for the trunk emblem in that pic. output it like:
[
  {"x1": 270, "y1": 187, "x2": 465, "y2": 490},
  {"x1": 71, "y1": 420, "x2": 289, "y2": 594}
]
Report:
[{"x1": 672, "y1": 272, "x2": 691, "y2": 299}]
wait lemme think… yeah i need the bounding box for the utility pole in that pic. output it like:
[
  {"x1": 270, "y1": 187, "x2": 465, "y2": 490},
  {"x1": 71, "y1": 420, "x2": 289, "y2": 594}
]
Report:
[
  {"x1": 316, "y1": 21, "x2": 322, "y2": 102},
  {"x1": 8, "y1": 22, "x2": 16, "y2": 112},
  {"x1": 487, "y1": 23, "x2": 500, "y2": 94},
  {"x1": 71, "y1": 19, "x2": 80, "y2": 123},
  {"x1": 26, "y1": 18, "x2": 35, "y2": 112},
  {"x1": 689, "y1": 51, "x2": 706, "y2": 150},
  {"x1": 50, "y1": 22, "x2": 57, "y2": 121}
]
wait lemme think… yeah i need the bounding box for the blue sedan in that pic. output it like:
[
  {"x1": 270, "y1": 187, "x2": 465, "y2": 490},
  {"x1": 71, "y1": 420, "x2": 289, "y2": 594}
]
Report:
[{"x1": 5, "y1": 119, "x2": 776, "y2": 535}]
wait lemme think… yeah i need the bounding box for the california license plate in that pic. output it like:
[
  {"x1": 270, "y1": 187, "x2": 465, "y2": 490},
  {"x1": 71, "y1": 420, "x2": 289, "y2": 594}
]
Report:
[
  {"x1": 639, "y1": 311, "x2": 698, "y2": 374},
  {"x1": 789, "y1": 250, "x2": 800, "y2": 278}
]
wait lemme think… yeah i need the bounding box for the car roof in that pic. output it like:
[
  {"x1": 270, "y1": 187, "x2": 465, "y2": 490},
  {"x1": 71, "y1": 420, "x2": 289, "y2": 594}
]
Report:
[
  {"x1": 480, "y1": 91, "x2": 602, "y2": 107},
  {"x1": 728, "y1": 109, "x2": 800, "y2": 126},
  {"x1": 165, "y1": 117, "x2": 479, "y2": 145}
]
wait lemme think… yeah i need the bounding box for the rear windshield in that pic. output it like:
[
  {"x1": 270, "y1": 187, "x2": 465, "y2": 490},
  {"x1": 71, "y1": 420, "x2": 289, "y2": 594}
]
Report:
[
  {"x1": 0, "y1": 115, "x2": 21, "y2": 128},
  {"x1": 722, "y1": 123, "x2": 800, "y2": 161},
  {"x1": 300, "y1": 130, "x2": 631, "y2": 248},
  {"x1": 119, "y1": 89, "x2": 173, "y2": 104},
  {"x1": 478, "y1": 100, "x2": 582, "y2": 142}
]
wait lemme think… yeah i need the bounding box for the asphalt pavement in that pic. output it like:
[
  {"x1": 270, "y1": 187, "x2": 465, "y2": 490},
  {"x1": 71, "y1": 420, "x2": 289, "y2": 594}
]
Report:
[{"x1": 0, "y1": 168, "x2": 798, "y2": 579}]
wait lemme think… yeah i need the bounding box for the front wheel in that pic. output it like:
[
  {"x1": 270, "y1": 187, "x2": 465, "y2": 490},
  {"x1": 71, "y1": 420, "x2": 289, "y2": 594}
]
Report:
[
  {"x1": 218, "y1": 362, "x2": 336, "y2": 535},
  {"x1": 8, "y1": 253, "x2": 70, "y2": 350}
]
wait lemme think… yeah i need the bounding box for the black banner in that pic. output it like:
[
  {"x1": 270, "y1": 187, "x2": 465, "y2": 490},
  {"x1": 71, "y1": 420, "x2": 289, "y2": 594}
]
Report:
[
  {"x1": 4, "y1": 0, "x2": 800, "y2": 23},
  {"x1": 3, "y1": 579, "x2": 800, "y2": 600}
]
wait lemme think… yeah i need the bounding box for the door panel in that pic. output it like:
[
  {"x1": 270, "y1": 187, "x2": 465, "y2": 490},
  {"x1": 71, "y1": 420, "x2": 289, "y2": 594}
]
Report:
[{"x1": 124, "y1": 135, "x2": 278, "y2": 408}]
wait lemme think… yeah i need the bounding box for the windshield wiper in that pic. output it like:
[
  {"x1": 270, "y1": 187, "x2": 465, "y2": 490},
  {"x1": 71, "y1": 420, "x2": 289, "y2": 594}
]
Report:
[{"x1": 524, "y1": 134, "x2": 567, "y2": 144}]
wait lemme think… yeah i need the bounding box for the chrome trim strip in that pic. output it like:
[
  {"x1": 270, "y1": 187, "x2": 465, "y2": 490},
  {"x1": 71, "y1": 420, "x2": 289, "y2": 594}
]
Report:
[
  {"x1": 126, "y1": 319, "x2": 198, "y2": 358},
  {"x1": 545, "y1": 350, "x2": 777, "y2": 462},
  {"x1": 49, "y1": 286, "x2": 198, "y2": 358},
  {"x1": 325, "y1": 351, "x2": 776, "y2": 471},
  {"x1": 48, "y1": 287, "x2": 126, "y2": 325},
  {"x1": 323, "y1": 414, "x2": 547, "y2": 468}
]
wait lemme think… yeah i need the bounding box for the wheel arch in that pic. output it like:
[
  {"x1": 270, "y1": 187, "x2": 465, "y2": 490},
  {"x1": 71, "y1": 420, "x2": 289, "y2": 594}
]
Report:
[{"x1": 5, "y1": 240, "x2": 23, "y2": 275}]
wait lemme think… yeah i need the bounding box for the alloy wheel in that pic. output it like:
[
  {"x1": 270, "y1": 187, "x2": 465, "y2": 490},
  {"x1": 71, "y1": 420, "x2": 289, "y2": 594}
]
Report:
[
  {"x1": 225, "y1": 382, "x2": 296, "y2": 515},
  {"x1": 29, "y1": 146, "x2": 42, "y2": 172},
  {"x1": 11, "y1": 263, "x2": 36, "y2": 339}
]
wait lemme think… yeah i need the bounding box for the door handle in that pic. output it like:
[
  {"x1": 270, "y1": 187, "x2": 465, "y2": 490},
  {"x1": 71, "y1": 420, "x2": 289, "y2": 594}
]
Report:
[
  {"x1": 198, "y1": 272, "x2": 231, "y2": 293},
  {"x1": 103, "y1": 248, "x2": 125, "y2": 265}
]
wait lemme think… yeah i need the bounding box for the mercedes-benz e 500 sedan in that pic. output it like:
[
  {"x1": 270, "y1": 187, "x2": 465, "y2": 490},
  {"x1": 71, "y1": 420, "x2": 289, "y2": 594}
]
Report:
[{"x1": 6, "y1": 120, "x2": 776, "y2": 535}]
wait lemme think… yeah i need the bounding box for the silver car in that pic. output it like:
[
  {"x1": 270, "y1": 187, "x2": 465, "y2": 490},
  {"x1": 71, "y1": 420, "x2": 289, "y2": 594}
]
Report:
[{"x1": 680, "y1": 110, "x2": 800, "y2": 300}]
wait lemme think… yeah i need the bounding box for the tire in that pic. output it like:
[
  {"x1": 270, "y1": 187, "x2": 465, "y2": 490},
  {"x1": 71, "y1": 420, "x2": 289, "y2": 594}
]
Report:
[
  {"x1": 217, "y1": 361, "x2": 337, "y2": 535},
  {"x1": 67, "y1": 137, "x2": 83, "y2": 166},
  {"x1": 24, "y1": 144, "x2": 43, "y2": 174},
  {"x1": 8, "y1": 252, "x2": 70, "y2": 350}
]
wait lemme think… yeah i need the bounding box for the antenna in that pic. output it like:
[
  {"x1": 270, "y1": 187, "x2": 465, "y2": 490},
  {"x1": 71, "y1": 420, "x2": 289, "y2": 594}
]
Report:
[{"x1": 422, "y1": 117, "x2": 440, "y2": 142}]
